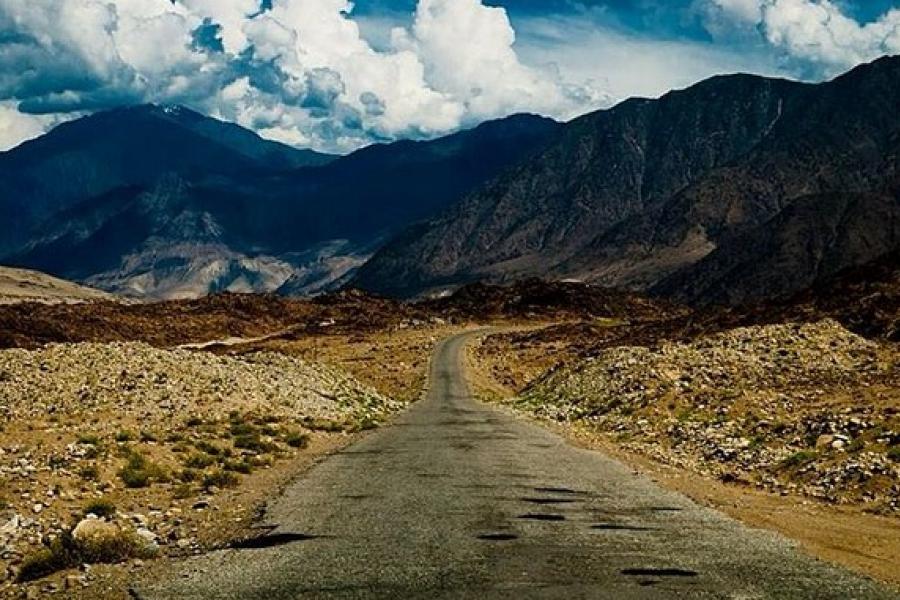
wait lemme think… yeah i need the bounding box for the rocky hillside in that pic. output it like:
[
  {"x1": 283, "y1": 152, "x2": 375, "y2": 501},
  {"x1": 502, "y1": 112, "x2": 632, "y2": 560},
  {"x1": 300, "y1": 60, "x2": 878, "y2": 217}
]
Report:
[
  {"x1": 0, "y1": 267, "x2": 114, "y2": 305},
  {"x1": 354, "y1": 56, "x2": 900, "y2": 304},
  {"x1": 0, "y1": 342, "x2": 399, "y2": 588},
  {"x1": 510, "y1": 320, "x2": 899, "y2": 511}
]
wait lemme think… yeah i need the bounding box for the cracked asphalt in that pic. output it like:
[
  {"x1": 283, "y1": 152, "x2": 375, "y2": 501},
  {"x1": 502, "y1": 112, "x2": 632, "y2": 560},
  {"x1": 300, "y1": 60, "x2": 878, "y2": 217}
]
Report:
[{"x1": 135, "y1": 331, "x2": 898, "y2": 599}]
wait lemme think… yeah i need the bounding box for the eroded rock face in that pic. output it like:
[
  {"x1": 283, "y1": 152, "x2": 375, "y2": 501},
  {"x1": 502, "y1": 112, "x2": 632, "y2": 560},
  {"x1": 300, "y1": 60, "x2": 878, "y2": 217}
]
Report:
[{"x1": 516, "y1": 319, "x2": 900, "y2": 510}]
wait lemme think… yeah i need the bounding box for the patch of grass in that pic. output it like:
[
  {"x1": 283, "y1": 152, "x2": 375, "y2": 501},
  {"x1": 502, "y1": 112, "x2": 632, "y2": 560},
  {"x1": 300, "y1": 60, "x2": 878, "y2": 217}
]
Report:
[
  {"x1": 115, "y1": 430, "x2": 134, "y2": 443},
  {"x1": 888, "y1": 446, "x2": 900, "y2": 462},
  {"x1": 223, "y1": 459, "x2": 254, "y2": 474},
  {"x1": 178, "y1": 468, "x2": 199, "y2": 483},
  {"x1": 193, "y1": 440, "x2": 224, "y2": 456},
  {"x1": 139, "y1": 430, "x2": 158, "y2": 443},
  {"x1": 83, "y1": 498, "x2": 116, "y2": 519},
  {"x1": 173, "y1": 483, "x2": 194, "y2": 499},
  {"x1": 202, "y1": 469, "x2": 240, "y2": 489},
  {"x1": 118, "y1": 451, "x2": 168, "y2": 488},
  {"x1": 846, "y1": 438, "x2": 865, "y2": 453},
  {"x1": 229, "y1": 422, "x2": 257, "y2": 436},
  {"x1": 183, "y1": 452, "x2": 216, "y2": 469},
  {"x1": 78, "y1": 465, "x2": 100, "y2": 481},
  {"x1": 0, "y1": 497, "x2": 8, "y2": 510},
  {"x1": 233, "y1": 433, "x2": 276, "y2": 453},
  {"x1": 185, "y1": 417, "x2": 204, "y2": 428},
  {"x1": 780, "y1": 450, "x2": 818, "y2": 469},
  {"x1": 17, "y1": 528, "x2": 154, "y2": 582},
  {"x1": 283, "y1": 431, "x2": 310, "y2": 449},
  {"x1": 301, "y1": 417, "x2": 345, "y2": 432},
  {"x1": 77, "y1": 433, "x2": 101, "y2": 445}
]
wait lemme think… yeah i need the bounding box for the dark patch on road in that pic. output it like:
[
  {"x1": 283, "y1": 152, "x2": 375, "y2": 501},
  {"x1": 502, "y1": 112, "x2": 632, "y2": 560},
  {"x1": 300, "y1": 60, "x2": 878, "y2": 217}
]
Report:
[
  {"x1": 417, "y1": 473, "x2": 449, "y2": 478},
  {"x1": 646, "y1": 506, "x2": 683, "y2": 512},
  {"x1": 518, "y1": 513, "x2": 566, "y2": 521},
  {"x1": 521, "y1": 497, "x2": 577, "y2": 505},
  {"x1": 231, "y1": 533, "x2": 321, "y2": 549},
  {"x1": 477, "y1": 533, "x2": 519, "y2": 541},
  {"x1": 338, "y1": 494, "x2": 371, "y2": 500},
  {"x1": 534, "y1": 486, "x2": 583, "y2": 495},
  {"x1": 622, "y1": 568, "x2": 698, "y2": 578},
  {"x1": 591, "y1": 524, "x2": 654, "y2": 531}
]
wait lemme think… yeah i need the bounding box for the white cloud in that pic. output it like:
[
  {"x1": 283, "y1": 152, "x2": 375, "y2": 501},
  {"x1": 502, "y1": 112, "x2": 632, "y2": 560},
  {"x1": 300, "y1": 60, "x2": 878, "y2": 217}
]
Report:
[
  {"x1": 702, "y1": 0, "x2": 900, "y2": 74},
  {"x1": 0, "y1": 0, "x2": 605, "y2": 153}
]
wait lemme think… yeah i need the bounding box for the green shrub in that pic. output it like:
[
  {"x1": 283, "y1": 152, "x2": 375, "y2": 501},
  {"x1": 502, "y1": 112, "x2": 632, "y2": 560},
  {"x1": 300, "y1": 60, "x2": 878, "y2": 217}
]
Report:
[
  {"x1": 118, "y1": 451, "x2": 167, "y2": 488},
  {"x1": 183, "y1": 452, "x2": 216, "y2": 469},
  {"x1": 78, "y1": 465, "x2": 100, "y2": 481},
  {"x1": 115, "y1": 430, "x2": 134, "y2": 443},
  {"x1": 173, "y1": 483, "x2": 193, "y2": 499},
  {"x1": 780, "y1": 450, "x2": 818, "y2": 469},
  {"x1": 139, "y1": 430, "x2": 158, "y2": 442},
  {"x1": 233, "y1": 433, "x2": 275, "y2": 453},
  {"x1": 283, "y1": 431, "x2": 310, "y2": 449},
  {"x1": 17, "y1": 528, "x2": 154, "y2": 582},
  {"x1": 77, "y1": 434, "x2": 101, "y2": 445},
  {"x1": 202, "y1": 469, "x2": 240, "y2": 489},
  {"x1": 178, "y1": 468, "x2": 199, "y2": 483},
  {"x1": 185, "y1": 417, "x2": 204, "y2": 428},
  {"x1": 223, "y1": 459, "x2": 254, "y2": 474},
  {"x1": 229, "y1": 422, "x2": 256, "y2": 436},
  {"x1": 194, "y1": 440, "x2": 223, "y2": 456},
  {"x1": 83, "y1": 498, "x2": 116, "y2": 519},
  {"x1": 888, "y1": 446, "x2": 900, "y2": 462}
]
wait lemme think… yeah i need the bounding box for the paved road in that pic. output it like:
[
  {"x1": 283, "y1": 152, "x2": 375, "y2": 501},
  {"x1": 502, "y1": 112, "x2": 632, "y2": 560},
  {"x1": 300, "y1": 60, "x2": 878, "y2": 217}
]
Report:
[{"x1": 137, "y1": 331, "x2": 897, "y2": 599}]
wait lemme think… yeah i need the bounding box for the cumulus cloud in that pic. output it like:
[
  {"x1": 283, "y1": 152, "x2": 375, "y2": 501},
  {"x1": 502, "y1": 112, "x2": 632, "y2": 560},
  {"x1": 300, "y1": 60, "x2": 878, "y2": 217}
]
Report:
[
  {"x1": 0, "y1": 0, "x2": 603, "y2": 153},
  {"x1": 702, "y1": 0, "x2": 900, "y2": 75}
]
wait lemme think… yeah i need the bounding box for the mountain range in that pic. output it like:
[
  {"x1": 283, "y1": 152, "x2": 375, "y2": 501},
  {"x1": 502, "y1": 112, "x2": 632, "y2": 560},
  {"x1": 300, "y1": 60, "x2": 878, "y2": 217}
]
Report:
[
  {"x1": 354, "y1": 55, "x2": 900, "y2": 304},
  {"x1": 1, "y1": 106, "x2": 558, "y2": 298},
  {"x1": 2, "y1": 55, "x2": 899, "y2": 305}
]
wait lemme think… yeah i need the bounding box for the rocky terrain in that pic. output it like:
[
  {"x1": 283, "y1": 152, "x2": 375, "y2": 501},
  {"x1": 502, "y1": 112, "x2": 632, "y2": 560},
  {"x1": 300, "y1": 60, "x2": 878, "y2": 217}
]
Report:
[
  {"x1": 0, "y1": 342, "x2": 399, "y2": 595},
  {"x1": 487, "y1": 320, "x2": 899, "y2": 511},
  {"x1": 0, "y1": 268, "x2": 114, "y2": 305},
  {"x1": 355, "y1": 56, "x2": 900, "y2": 304}
]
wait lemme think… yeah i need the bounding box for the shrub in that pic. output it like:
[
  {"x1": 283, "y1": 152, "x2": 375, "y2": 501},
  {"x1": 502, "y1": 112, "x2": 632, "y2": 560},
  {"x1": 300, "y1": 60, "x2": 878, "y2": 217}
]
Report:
[
  {"x1": 17, "y1": 527, "x2": 154, "y2": 582},
  {"x1": 223, "y1": 459, "x2": 254, "y2": 474},
  {"x1": 183, "y1": 452, "x2": 216, "y2": 469},
  {"x1": 185, "y1": 417, "x2": 204, "y2": 428},
  {"x1": 139, "y1": 430, "x2": 158, "y2": 442},
  {"x1": 194, "y1": 440, "x2": 223, "y2": 456},
  {"x1": 77, "y1": 434, "x2": 101, "y2": 445},
  {"x1": 283, "y1": 431, "x2": 310, "y2": 449},
  {"x1": 115, "y1": 430, "x2": 134, "y2": 443},
  {"x1": 83, "y1": 498, "x2": 116, "y2": 519},
  {"x1": 178, "y1": 468, "x2": 199, "y2": 483},
  {"x1": 888, "y1": 446, "x2": 900, "y2": 462},
  {"x1": 233, "y1": 434, "x2": 276, "y2": 453},
  {"x1": 780, "y1": 450, "x2": 818, "y2": 469},
  {"x1": 78, "y1": 465, "x2": 100, "y2": 481},
  {"x1": 118, "y1": 451, "x2": 167, "y2": 488},
  {"x1": 202, "y1": 469, "x2": 239, "y2": 489},
  {"x1": 173, "y1": 483, "x2": 193, "y2": 499}
]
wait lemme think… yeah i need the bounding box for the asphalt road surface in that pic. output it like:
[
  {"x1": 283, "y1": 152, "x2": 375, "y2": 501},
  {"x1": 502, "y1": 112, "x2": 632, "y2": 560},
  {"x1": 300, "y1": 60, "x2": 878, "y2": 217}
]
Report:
[{"x1": 136, "y1": 331, "x2": 898, "y2": 599}]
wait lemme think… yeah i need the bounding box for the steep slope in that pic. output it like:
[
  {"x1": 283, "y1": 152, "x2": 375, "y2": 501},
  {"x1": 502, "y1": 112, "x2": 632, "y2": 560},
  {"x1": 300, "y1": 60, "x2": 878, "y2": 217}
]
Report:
[
  {"x1": 354, "y1": 56, "x2": 900, "y2": 302},
  {"x1": 0, "y1": 104, "x2": 333, "y2": 255},
  {"x1": 7, "y1": 113, "x2": 560, "y2": 299}
]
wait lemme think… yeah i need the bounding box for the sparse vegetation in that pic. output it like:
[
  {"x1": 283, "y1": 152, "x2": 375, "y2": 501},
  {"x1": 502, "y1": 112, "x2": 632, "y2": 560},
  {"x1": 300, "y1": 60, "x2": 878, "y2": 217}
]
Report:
[
  {"x1": 83, "y1": 498, "x2": 116, "y2": 519},
  {"x1": 203, "y1": 469, "x2": 240, "y2": 489},
  {"x1": 284, "y1": 430, "x2": 310, "y2": 448},
  {"x1": 780, "y1": 450, "x2": 818, "y2": 469},
  {"x1": 119, "y1": 450, "x2": 168, "y2": 488}
]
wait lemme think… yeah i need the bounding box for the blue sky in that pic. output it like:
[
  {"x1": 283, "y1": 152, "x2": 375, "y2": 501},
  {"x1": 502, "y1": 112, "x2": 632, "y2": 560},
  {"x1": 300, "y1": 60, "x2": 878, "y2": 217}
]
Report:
[{"x1": 0, "y1": 0, "x2": 898, "y2": 152}]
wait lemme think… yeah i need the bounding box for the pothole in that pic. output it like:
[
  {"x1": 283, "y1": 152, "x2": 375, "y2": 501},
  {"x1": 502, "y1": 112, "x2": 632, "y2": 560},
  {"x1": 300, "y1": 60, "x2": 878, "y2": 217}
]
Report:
[
  {"x1": 621, "y1": 568, "x2": 698, "y2": 578},
  {"x1": 231, "y1": 533, "x2": 320, "y2": 549},
  {"x1": 477, "y1": 533, "x2": 519, "y2": 541},
  {"x1": 517, "y1": 513, "x2": 566, "y2": 521},
  {"x1": 533, "y1": 487, "x2": 582, "y2": 495},
  {"x1": 591, "y1": 524, "x2": 653, "y2": 531},
  {"x1": 521, "y1": 497, "x2": 577, "y2": 505}
]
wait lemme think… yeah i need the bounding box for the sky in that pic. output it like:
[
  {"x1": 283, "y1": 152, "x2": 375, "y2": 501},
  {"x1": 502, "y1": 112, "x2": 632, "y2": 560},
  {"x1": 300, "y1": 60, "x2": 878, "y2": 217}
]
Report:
[{"x1": 0, "y1": 0, "x2": 898, "y2": 153}]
